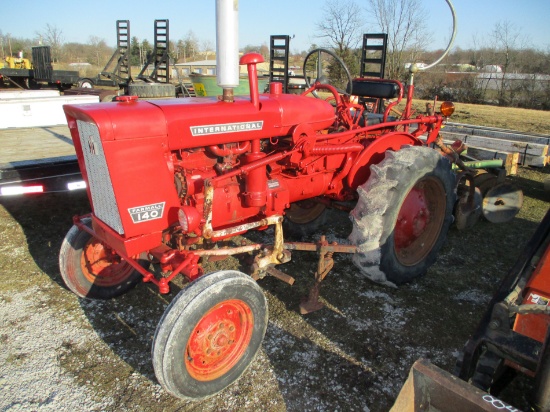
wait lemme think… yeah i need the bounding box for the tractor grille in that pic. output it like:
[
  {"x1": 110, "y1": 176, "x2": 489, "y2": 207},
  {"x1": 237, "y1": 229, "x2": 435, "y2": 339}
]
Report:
[{"x1": 76, "y1": 120, "x2": 124, "y2": 234}]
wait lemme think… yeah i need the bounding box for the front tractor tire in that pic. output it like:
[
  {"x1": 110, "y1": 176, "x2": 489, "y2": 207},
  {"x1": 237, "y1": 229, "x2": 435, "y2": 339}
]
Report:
[
  {"x1": 59, "y1": 217, "x2": 147, "y2": 299},
  {"x1": 349, "y1": 145, "x2": 456, "y2": 286},
  {"x1": 152, "y1": 270, "x2": 268, "y2": 400}
]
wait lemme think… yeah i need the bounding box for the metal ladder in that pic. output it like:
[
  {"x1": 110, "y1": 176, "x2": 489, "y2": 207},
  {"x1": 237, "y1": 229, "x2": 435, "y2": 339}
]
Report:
[
  {"x1": 173, "y1": 67, "x2": 196, "y2": 97},
  {"x1": 359, "y1": 33, "x2": 388, "y2": 113},
  {"x1": 360, "y1": 33, "x2": 388, "y2": 79},
  {"x1": 269, "y1": 35, "x2": 290, "y2": 93},
  {"x1": 100, "y1": 20, "x2": 131, "y2": 85},
  {"x1": 137, "y1": 19, "x2": 170, "y2": 83}
]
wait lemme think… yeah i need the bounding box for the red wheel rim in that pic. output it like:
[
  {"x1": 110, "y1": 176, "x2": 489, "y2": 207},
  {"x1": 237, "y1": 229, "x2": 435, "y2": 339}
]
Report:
[
  {"x1": 80, "y1": 238, "x2": 135, "y2": 286},
  {"x1": 394, "y1": 177, "x2": 446, "y2": 266},
  {"x1": 185, "y1": 299, "x2": 254, "y2": 381}
]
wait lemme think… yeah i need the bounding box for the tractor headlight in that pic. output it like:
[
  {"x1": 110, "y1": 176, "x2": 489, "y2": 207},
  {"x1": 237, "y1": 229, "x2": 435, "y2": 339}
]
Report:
[{"x1": 178, "y1": 206, "x2": 202, "y2": 233}]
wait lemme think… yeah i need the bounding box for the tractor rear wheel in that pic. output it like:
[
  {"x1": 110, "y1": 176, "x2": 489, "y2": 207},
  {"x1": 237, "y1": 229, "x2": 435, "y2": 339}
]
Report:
[
  {"x1": 59, "y1": 217, "x2": 147, "y2": 299},
  {"x1": 152, "y1": 270, "x2": 267, "y2": 400},
  {"x1": 283, "y1": 199, "x2": 328, "y2": 240},
  {"x1": 349, "y1": 145, "x2": 455, "y2": 286}
]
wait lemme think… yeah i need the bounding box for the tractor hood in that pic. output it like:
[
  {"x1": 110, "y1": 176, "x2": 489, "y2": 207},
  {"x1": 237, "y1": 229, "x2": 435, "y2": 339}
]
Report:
[
  {"x1": 64, "y1": 92, "x2": 336, "y2": 150},
  {"x1": 150, "y1": 93, "x2": 336, "y2": 150}
]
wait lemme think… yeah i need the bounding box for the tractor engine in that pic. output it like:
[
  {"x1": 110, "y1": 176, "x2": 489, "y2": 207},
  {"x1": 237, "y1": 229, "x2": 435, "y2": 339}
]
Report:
[{"x1": 63, "y1": 61, "x2": 337, "y2": 259}]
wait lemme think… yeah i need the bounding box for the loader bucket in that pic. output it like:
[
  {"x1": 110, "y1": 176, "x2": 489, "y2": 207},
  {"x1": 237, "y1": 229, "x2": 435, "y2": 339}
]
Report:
[{"x1": 391, "y1": 359, "x2": 518, "y2": 411}]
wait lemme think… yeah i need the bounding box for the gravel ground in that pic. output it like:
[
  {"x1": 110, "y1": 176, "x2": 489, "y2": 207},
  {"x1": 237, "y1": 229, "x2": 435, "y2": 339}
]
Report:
[{"x1": 0, "y1": 165, "x2": 548, "y2": 412}]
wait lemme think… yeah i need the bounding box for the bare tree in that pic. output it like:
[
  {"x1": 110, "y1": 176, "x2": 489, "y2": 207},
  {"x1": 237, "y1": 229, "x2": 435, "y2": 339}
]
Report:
[
  {"x1": 366, "y1": 0, "x2": 429, "y2": 80},
  {"x1": 87, "y1": 36, "x2": 110, "y2": 67},
  {"x1": 316, "y1": 0, "x2": 364, "y2": 89},
  {"x1": 63, "y1": 42, "x2": 85, "y2": 64},
  {"x1": 201, "y1": 39, "x2": 214, "y2": 60},
  {"x1": 242, "y1": 43, "x2": 269, "y2": 61},
  {"x1": 36, "y1": 24, "x2": 64, "y2": 62},
  {"x1": 316, "y1": 0, "x2": 364, "y2": 54},
  {"x1": 457, "y1": 24, "x2": 550, "y2": 109},
  {"x1": 490, "y1": 21, "x2": 523, "y2": 105},
  {"x1": 181, "y1": 31, "x2": 200, "y2": 62},
  {"x1": 0, "y1": 31, "x2": 5, "y2": 59}
]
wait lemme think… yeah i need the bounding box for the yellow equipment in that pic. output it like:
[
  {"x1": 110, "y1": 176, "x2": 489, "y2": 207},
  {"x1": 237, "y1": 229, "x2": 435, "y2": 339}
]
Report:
[{"x1": 4, "y1": 56, "x2": 32, "y2": 70}]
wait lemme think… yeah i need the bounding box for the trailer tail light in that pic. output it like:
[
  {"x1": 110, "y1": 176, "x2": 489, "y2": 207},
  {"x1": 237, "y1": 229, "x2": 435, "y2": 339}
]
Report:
[
  {"x1": 67, "y1": 181, "x2": 87, "y2": 191},
  {"x1": 178, "y1": 206, "x2": 201, "y2": 233},
  {"x1": 1, "y1": 185, "x2": 44, "y2": 195}
]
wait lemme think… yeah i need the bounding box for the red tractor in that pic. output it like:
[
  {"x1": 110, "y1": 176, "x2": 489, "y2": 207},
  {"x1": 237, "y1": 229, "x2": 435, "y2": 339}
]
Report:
[{"x1": 59, "y1": 2, "x2": 460, "y2": 400}]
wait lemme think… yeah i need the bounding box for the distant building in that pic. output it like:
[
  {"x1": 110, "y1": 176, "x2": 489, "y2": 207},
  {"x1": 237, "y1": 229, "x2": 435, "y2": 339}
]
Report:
[
  {"x1": 174, "y1": 59, "x2": 270, "y2": 78},
  {"x1": 476, "y1": 72, "x2": 550, "y2": 90},
  {"x1": 482, "y1": 65, "x2": 502, "y2": 73},
  {"x1": 174, "y1": 60, "x2": 217, "y2": 77},
  {"x1": 69, "y1": 62, "x2": 92, "y2": 68}
]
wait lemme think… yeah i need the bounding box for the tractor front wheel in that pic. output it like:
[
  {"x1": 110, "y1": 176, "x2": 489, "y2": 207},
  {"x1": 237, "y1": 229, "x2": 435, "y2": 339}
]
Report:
[
  {"x1": 349, "y1": 145, "x2": 456, "y2": 286},
  {"x1": 152, "y1": 270, "x2": 267, "y2": 400},
  {"x1": 59, "y1": 217, "x2": 147, "y2": 299}
]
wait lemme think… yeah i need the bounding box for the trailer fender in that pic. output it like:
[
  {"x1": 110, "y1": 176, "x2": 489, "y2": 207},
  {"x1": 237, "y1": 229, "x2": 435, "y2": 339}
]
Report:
[{"x1": 347, "y1": 132, "x2": 422, "y2": 190}]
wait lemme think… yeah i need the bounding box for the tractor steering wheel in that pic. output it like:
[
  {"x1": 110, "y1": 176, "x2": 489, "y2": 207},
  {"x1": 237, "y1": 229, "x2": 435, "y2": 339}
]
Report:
[{"x1": 303, "y1": 48, "x2": 353, "y2": 98}]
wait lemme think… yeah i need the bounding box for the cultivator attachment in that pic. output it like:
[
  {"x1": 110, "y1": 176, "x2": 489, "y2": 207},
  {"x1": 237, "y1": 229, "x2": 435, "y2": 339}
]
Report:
[
  {"x1": 291, "y1": 236, "x2": 357, "y2": 314},
  {"x1": 454, "y1": 168, "x2": 523, "y2": 227},
  {"x1": 482, "y1": 183, "x2": 524, "y2": 223},
  {"x1": 439, "y1": 134, "x2": 524, "y2": 228},
  {"x1": 249, "y1": 226, "x2": 357, "y2": 314},
  {"x1": 454, "y1": 172, "x2": 483, "y2": 230}
]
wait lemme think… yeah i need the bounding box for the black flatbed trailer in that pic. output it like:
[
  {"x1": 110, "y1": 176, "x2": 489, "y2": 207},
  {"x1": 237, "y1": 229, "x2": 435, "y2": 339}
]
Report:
[{"x1": 0, "y1": 46, "x2": 80, "y2": 90}]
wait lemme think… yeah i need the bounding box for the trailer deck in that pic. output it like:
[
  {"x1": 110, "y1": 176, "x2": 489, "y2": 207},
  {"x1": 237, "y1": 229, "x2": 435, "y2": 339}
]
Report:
[
  {"x1": 0, "y1": 126, "x2": 82, "y2": 195},
  {"x1": 0, "y1": 126, "x2": 75, "y2": 164}
]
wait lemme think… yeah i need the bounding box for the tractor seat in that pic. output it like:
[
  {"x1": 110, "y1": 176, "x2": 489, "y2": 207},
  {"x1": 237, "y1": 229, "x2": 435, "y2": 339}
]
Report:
[
  {"x1": 352, "y1": 112, "x2": 396, "y2": 127},
  {"x1": 351, "y1": 79, "x2": 401, "y2": 99},
  {"x1": 364, "y1": 113, "x2": 396, "y2": 125}
]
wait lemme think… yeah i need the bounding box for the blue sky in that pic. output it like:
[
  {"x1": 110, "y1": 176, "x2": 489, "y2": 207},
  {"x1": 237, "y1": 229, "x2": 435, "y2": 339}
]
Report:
[{"x1": 1, "y1": 0, "x2": 549, "y2": 53}]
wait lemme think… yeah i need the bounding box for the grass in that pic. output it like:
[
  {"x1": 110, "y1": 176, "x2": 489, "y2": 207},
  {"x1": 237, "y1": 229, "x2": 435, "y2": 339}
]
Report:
[{"x1": 399, "y1": 98, "x2": 550, "y2": 134}]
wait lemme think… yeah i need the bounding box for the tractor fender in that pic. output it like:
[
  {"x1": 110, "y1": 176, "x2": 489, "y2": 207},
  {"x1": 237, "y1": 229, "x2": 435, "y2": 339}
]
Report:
[{"x1": 346, "y1": 132, "x2": 422, "y2": 190}]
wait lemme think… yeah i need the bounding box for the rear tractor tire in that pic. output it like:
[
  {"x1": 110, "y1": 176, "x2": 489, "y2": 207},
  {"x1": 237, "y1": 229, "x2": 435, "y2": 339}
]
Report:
[
  {"x1": 59, "y1": 217, "x2": 148, "y2": 299},
  {"x1": 152, "y1": 270, "x2": 268, "y2": 400},
  {"x1": 349, "y1": 145, "x2": 456, "y2": 286}
]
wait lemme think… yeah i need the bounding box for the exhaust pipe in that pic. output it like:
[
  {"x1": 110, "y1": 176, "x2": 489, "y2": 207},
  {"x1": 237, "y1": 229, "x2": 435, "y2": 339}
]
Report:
[{"x1": 216, "y1": 0, "x2": 239, "y2": 102}]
